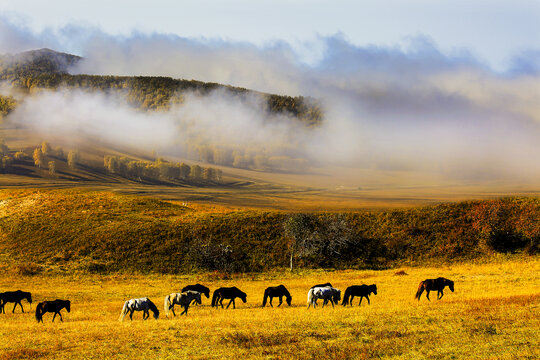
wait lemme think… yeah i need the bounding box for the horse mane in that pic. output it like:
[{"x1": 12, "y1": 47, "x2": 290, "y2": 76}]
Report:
[
  {"x1": 147, "y1": 299, "x2": 159, "y2": 318},
  {"x1": 280, "y1": 285, "x2": 292, "y2": 300}
]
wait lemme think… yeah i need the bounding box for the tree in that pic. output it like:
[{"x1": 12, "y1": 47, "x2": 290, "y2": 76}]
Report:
[
  {"x1": 33, "y1": 148, "x2": 44, "y2": 168},
  {"x1": 191, "y1": 165, "x2": 202, "y2": 180},
  {"x1": 0, "y1": 139, "x2": 8, "y2": 156},
  {"x1": 283, "y1": 213, "x2": 318, "y2": 271},
  {"x1": 48, "y1": 161, "x2": 56, "y2": 176},
  {"x1": 41, "y1": 141, "x2": 51, "y2": 156},
  {"x1": 179, "y1": 163, "x2": 191, "y2": 180},
  {"x1": 67, "y1": 150, "x2": 79, "y2": 169}
]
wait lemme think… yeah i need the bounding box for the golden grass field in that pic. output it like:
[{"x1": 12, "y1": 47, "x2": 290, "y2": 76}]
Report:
[{"x1": 0, "y1": 257, "x2": 538, "y2": 359}]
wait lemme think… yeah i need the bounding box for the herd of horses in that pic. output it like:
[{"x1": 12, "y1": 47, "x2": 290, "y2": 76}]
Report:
[{"x1": 0, "y1": 277, "x2": 455, "y2": 322}]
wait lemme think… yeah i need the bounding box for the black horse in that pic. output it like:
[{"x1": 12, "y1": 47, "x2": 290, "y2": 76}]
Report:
[
  {"x1": 182, "y1": 284, "x2": 210, "y2": 304},
  {"x1": 262, "y1": 285, "x2": 292, "y2": 307},
  {"x1": 342, "y1": 285, "x2": 377, "y2": 306},
  {"x1": 211, "y1": 287, "x2": 247, "y2": 309},
  {"x1": 0, "y1": 290, "x2": 32, "y2": 313},
  {"x1": 35, "y1": 299, "x2": 71, "y2": 322},
  {"x1": 310, "y1": 283, "x2": 332, "y2": 289},
  {"x1": 415, "y1": 277, "x2": 454, "y2": 301}
]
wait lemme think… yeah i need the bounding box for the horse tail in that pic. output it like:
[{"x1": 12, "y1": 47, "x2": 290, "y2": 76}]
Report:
[
  {"x1": 415, "y1": 281, "x2": 425, "y2": 300},
  {"x1": 307, "y1": 288, "x2": 314, "y2": 308},
  {"x1": 262, "y1": 289, "x2": 268, "y2": 307},
  {"x1": 211, "y1": 290, "x2": 219, "y2": 308},
  {"x1": 119, "y1": 301, "x2": 129, "y2": 321},
  {"x1": 164, "y1": 295, "x2": 171, "y2": 317},
  {"x1": 35, "y1": 303, "x2": 43, "y2": 322},
  {"x1": 342, "y1": 288, "x2": 350, "y2": 306}
]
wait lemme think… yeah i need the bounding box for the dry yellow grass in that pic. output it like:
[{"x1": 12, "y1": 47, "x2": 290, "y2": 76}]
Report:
[{"x1": 0, "y1": 258, "x2": 539, "y2": 359}]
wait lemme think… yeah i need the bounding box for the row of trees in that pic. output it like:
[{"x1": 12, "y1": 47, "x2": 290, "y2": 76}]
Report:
[
  {"x1": 187, "y1": 144, "x2": 310, "y2": 172},
  {"x1": 103, "y1": 155, "x2": 222, "y2": 182}
]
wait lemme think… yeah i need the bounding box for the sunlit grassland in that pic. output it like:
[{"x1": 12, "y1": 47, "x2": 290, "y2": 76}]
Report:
[{"x1": 0, "y1": 258, "x2": 538, "y2": 359}]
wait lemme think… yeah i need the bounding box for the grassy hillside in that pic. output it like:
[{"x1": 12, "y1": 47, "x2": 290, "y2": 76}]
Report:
[{"x1": 0, "y1": 189, "x2": 537, "y2": 275}]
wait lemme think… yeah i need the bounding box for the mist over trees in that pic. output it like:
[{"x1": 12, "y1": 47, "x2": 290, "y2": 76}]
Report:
[
  {"x1": 103, "y1": 155, "x2": 222, "y2": 183},
  {"x1": 0, "y1": 49, "x2": 324, "y2": 173}
]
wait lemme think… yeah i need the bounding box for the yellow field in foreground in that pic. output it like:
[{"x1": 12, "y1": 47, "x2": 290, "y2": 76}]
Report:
[{"x1": 0, "y1": 258, "x2": 539, "y2": 359}]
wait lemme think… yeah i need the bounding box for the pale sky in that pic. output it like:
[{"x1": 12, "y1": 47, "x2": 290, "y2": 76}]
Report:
[{"x1": 1, "y1": 0, "x2": 539, "y2": 71}]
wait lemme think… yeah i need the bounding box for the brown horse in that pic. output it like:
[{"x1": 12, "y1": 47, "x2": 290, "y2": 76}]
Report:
[
  {"x1": 35, "y1": 299, "x2": 71, "y2": 322},
  {"x1": 0, "y1": 290, "x2": 32, "y2": 313},
  {"x1": 415, "y1": 278, "x2": 454, "y2": 301}
]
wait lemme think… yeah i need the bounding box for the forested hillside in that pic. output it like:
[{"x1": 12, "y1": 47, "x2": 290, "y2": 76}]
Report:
[{"x1": 0, "y1": 48, "x2": 323, "y2": 125}]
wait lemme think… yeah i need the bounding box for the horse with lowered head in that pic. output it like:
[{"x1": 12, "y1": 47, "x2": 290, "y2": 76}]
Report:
[
  {"x1": 307, "y1": 286, "x2": 341, "y2": 309},
  {"x1": 182, "y1": 284, "x2": 210, "y2": 305},
  {"x1": 310, "y1": 283, "x2": 332, "y2": 289},
  {"x1": 35, "y1": 299, "x2": 70, "y2": 322},
  {"x1": 415, "y1": 277, "x2": 454, "y2": 301},
  {"x1": 119, "y1": 297, "x2": 159, "y2": 321},
  {"x1": 164, "y1": 291, "x2": 202, "y2": 316},
  {"x1": 211, "y1": 287, "x2": 247, "y2": 309},
  {"x1": 262, "y1": 285, "x2": 292, "y2": 307},
  {"x1": 0, "y1": 290, "x2": 32, "y2": 314},
  {"x1": 342, "y1": 284, "x2": 377, "y2": 306}
]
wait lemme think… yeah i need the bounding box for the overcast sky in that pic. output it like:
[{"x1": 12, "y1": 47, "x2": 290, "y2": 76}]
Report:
[{"x1": 1, "y1": 0, "x2": 539, "y2": 71}]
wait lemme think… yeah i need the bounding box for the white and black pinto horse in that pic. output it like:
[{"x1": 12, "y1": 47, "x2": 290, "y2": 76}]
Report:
[
  {"x1": 119, "y1": 297, "x2": 159, "y2": 321},
  {"x1": 307, "y1": 286, "x2": 341, "y2": 309},
  {"x1": 164, "y1": 291, "x2": 202, "y2": 316}
]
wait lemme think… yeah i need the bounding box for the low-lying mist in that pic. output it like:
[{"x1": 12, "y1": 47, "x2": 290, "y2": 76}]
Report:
[{"x1": 1, "y1": 17, "x2": 540, "y2": 184}]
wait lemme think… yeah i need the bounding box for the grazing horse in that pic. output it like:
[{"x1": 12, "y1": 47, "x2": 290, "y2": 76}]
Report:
[
  {"x1": 211, "y1": 287, "x2": 247, "y2": 309},
  {"x1": 262, "y1": 285, "x2": 292, "y2": 307},
  {"x1": 182, "y1": 284, "x2": 210, "y2": 305},
  {"x1": 342, "y1": 285, "x2": 377, "y2": 306},
  {"x1": 415, "y1": 277, "x2": 454, "y2": 301},
  {"x1": 119, "y1": 297, "x2": 159, "y2": 321},
  {"x1": 0, "y1": 290, "x2": 32, "y2": 314},
  {"x1": 164, "y1": 291, "x2": 202, "y2": 316},
  {"x1": 310, "y1": 283, "x2": 332, "y2": 289},
  {"x1": 35, "y1": 299, "x2": 70, "y2": 322},
  {"x1": 307, "y1": 286, "x2": 341, "y2": 309}
]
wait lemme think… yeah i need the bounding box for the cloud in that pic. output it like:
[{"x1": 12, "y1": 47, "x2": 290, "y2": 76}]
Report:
[{"x1": 2, "y1": 17, "x2": 540, "y2": 181}]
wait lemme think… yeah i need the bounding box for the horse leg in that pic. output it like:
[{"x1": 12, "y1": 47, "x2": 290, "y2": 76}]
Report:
[
  {"x1": 129, "y1": 309, "x2": 134, "y2": 320},
  {"x1": 358, "y1": 297, "x2": 363, "y2": 306},
  {"x1": 181, "y1": 305, "x2": 188, "y2": 316},
  {"x1": 171, "y1": 306, "x2": 176, "y2": 317},
  {"x1": 219, "y1": 298, "x2": 224, "y2": 309},
  {"x1": 12, "y1": 302, "x2": 18, "y2": 313},
  {"x1": 269, "y1": 297, "x2": 273, "y2": 307},
  {"x1": 426, "y1": 290, "x2": 431, "y2": 301},
  {"x1": 52, "y1": 312, "x2": 57, "y2": 322},
  {"x1": 438, "y1": 290, "x2": 444, "y2": 300},
  {"x1": 367, "y1": 296, "x2": 371, "y2": 305},
  {"x1": 58, "y1": 312, "x2": 63, "y2": 322},
  {"x1": 278, "y1": 296, "x2": 283, "y2": 307},
  {"x1": 330, "y1": 299, "x2": 335, "y2": 308}
]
